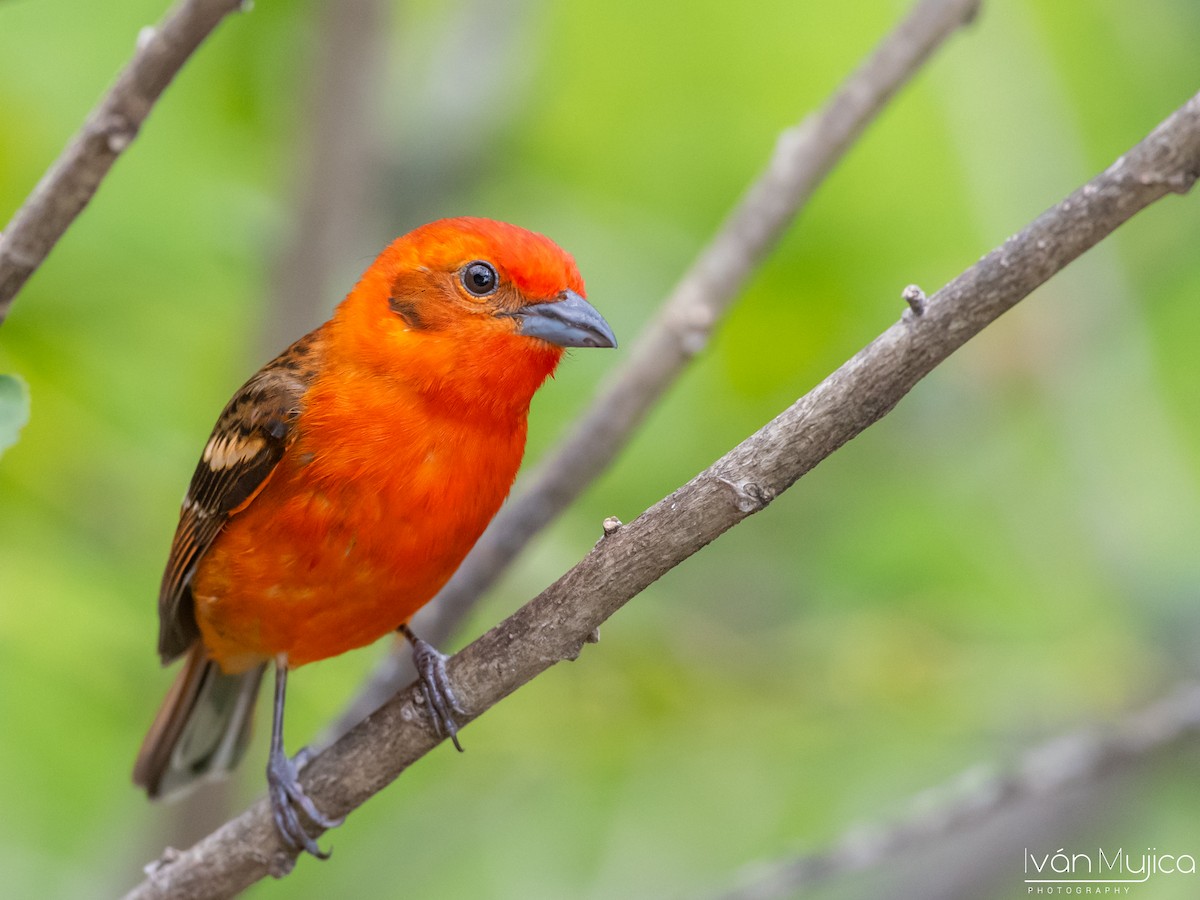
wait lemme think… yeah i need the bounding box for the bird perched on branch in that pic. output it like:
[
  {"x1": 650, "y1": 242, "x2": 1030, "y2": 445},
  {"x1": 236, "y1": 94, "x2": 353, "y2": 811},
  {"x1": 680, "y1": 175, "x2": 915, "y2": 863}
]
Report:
[{"x1": 133, "y1": 217, "x2": 617, "y2": 859}]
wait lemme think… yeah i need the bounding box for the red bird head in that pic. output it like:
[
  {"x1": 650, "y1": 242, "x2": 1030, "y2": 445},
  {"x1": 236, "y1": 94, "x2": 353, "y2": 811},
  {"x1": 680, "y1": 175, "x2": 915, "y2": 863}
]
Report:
[{"x1": 331, "y1": 217, "x2": 616, "y2": 411}]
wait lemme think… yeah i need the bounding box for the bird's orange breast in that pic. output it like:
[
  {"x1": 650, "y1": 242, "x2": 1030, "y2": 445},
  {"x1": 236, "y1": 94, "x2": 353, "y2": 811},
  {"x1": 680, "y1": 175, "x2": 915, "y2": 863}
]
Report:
[{"x1": 190, "y1": 368, "x2": 530, "y2": 674}]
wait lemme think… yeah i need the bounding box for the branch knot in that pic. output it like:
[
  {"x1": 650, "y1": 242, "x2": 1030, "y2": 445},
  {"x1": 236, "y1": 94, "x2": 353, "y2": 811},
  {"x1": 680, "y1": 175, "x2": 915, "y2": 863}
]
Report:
[
  {"x1": 902, "y1": 283, "x2": 927, "y2": 318},
  {"x1": 714, "y1": 475, "x2": 776, "y2": 514},
  {"x1": 94, "y1": 112, "x2": 140, "y2": 155}
]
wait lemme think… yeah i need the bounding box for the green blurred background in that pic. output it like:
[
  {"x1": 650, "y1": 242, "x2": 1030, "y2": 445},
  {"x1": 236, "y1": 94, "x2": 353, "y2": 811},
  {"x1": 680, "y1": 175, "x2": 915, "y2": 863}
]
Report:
[{"x1": 3, "y1": 0, "x2": 1200, "y2": 896}]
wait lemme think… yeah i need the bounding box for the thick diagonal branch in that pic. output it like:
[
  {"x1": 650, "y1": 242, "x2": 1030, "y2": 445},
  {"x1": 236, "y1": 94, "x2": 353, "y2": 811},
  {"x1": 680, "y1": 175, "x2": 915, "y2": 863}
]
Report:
[
  {"x1": 124, "y1": 87, "x2": 1200, "y2": 900},
  {"x1": 330, "y1": 0, "x2": 984, "y2": 739},
  {"x1": 0, "y1": 0, "x2": 244, "y2": 324}
]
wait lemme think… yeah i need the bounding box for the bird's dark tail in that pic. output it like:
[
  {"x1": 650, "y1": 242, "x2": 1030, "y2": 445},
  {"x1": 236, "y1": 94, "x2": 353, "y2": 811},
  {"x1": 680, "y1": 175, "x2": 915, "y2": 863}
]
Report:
[{"x1": 133, "y1": 643, "x2": 266, "y2": 799}]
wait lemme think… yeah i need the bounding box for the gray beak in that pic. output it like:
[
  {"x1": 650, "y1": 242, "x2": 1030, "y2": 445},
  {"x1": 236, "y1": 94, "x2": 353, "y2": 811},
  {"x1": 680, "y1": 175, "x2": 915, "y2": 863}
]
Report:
[{"x1": 508, "y1": 290, "x2": 617, "y2": 349}]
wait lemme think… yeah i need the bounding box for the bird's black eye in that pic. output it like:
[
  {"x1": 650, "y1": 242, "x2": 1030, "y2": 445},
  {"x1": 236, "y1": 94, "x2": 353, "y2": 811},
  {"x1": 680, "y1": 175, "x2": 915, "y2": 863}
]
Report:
[{"x1": 461, "y1": 261, "x2": 499, "y2": 297}]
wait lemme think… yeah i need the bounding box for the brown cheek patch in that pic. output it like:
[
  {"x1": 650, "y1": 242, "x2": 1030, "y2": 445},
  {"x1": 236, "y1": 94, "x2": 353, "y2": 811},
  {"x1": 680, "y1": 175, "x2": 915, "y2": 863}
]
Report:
[{"x1": 389, "y1": 296, "x2": 429, "y2": 330}]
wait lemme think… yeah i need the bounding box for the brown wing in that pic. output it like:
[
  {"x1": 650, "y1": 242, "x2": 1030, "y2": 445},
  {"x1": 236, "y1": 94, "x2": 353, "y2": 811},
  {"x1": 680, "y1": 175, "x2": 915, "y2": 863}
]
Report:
[{"x1": 156, "y1": 328, "x2": 325, "y2": 663}]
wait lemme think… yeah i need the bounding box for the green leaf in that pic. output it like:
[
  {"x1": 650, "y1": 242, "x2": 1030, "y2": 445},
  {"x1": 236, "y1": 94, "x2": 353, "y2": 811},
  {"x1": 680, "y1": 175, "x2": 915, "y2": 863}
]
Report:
[{"x1": 0, "y1": 374, "x2": 30, "y2": 457}]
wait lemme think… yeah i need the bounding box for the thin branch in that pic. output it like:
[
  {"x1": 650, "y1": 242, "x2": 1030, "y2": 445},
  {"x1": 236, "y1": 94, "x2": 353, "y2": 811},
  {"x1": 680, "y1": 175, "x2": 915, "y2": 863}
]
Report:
[
  {"x1": 329, "y1": 0, "x2": 984, "y2": 740},
  {"x1": 0, "y1": 0, "x2": 244, "y2": 324},
  {"x1": 262, "y1": 0, "x2": 389, "y2": 352},
  {"x1": 712, "y1": 680, "x2": 1200, "y2": 900},
  {"x1": 124, "y1": 89, "x2": 1200, "y2": 900}
]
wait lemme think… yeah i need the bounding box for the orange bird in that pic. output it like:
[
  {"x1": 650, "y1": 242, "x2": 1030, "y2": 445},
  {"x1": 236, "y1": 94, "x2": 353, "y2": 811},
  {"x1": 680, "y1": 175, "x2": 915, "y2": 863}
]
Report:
[{"x1": 133, "y1": 217, "x2": 616, "y2": 857}]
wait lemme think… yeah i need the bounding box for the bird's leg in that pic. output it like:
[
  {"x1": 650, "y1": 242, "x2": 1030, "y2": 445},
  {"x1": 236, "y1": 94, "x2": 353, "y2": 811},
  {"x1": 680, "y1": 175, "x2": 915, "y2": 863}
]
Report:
[
  {"x1": 398, "y1": 623, "x2": 465, "y2": 751},
  {"x1": 266, "y1": 658, "x2": 344, "y2": 859}
]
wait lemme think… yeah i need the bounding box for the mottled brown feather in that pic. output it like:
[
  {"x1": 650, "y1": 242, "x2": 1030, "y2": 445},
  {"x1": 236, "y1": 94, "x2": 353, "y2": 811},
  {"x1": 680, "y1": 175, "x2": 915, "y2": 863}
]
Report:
[{"x1": 156, "y1": 328, "x2": 325, "y2": 662}]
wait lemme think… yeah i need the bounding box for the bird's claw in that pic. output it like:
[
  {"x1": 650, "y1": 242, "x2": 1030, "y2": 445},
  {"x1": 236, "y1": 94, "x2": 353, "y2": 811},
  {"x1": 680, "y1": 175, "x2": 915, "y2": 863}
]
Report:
[
  {"x1": 292, "y1": 746, "x2": 314, "y2": 772},
  {"x1": 267, "y1": 746, "x2": 343, "y2": 859},
  {"x1": 409, "y1": 636, "x2": 466, "y2": 751}
]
